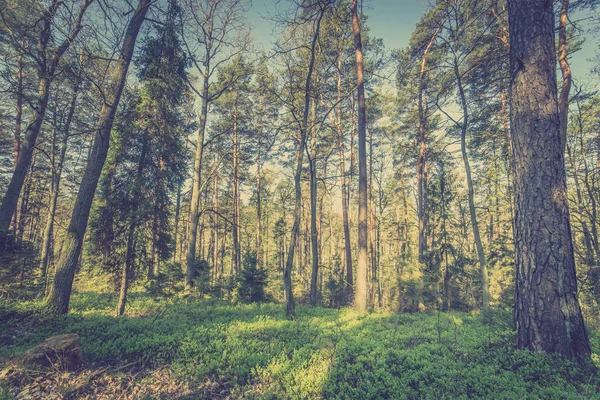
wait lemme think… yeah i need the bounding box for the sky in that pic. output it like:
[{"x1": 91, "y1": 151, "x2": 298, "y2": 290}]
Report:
[
  {"x1": 245, "y1": 0, "x2": 599, "y2": 89},
  {"x1": 247, "y1": 0, "x2": 430, "y2": 50}
]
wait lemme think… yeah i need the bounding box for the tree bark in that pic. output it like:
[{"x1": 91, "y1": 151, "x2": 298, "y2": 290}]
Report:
[
  {"x1": 558, "y1": 0, "x2": 571, "y2": 154},
  {"x1": 508, "y1": 0, "x2": 591, "y2": 359},
  {"x1": 45, "y1": 0, "x2": 150, "y2": 315},
  {"x1": 352, "y1": 0, "x2": 368, "y2": 312}
]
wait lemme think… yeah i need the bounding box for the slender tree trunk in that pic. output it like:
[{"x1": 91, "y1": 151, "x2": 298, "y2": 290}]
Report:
[
  {"x1": 45, "y1": 0, "x2": 150, "y2": 314},
  {"x1": 213, "y1": 173, "x2": 219, "y2": 279},
  {"x1": 116, "y1": 135, "x2": 147, "y2": 316},
  {"x1": 335, "y1": 54, "x2": 353, "y2": 303},
  {"x1": 173, "y1": 182, "x2": 182, "y2": 263},
  {"x1": 186, "y1": 73, "x2": 210, "y2": 288},
  {"x1": 368, "y1": 125, "x2": 376, "y2": 306},
  {"x1": 417, "y1": 26, "x2": 439, "y2": 264},
  {"x1": 232, "y1": 95, "x2": 241, "y2": 275},
  {"x1": 454, "y1": 60, "x2": 489, "y2": 310},
  {"x1": 508, "y1": 0, "x2": 590, "y2": 358},
  {"x1": 284, "y1": 7, "x2": 325, "y2": 317},
  {"x1": 352, "y1": 0, "x2": 368, "y2": 312},
  {"x1": 39, "y1": 82, "x2": 79, "y2": 285},
  {"x1": 13, "y1": 54, "x2": 23, "y2": 171},
  {"x1": 309, "y1": 101, "x2": 319, "y2": 306},
  {"x1": 256, "y1": 120, "x2": 262, "y2": 269}
]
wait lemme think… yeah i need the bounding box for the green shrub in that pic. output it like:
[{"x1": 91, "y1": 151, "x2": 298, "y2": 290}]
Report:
[{"x1": 236, "y1": 252, "x2": 269, "y2": 303}]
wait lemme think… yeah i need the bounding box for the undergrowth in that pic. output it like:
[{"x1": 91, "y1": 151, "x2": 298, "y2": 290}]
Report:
[{"x1": 1, "y1": 292, "x2": 599, "y2": 399}]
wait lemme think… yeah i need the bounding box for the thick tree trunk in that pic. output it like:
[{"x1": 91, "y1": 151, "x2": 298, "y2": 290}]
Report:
[
  {"x1": 45, "y1": 0, "x2": 150, "y2": 315},
  {"x1": 352, "y1": 0, "x2": 368, "y2": 312},
  {"x1": 508, "y1": 0, "x2": 591, "y2": 358}
]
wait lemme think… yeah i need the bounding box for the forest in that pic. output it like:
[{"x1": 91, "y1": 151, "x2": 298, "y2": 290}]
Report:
[{"x1": 1, "y1": 0, "x2": 600, "y2": 398}]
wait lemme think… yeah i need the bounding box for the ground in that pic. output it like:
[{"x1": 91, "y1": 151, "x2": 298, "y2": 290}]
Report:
[{"x1": 1, "y1": 292, "x2": 599, "y2": 399}]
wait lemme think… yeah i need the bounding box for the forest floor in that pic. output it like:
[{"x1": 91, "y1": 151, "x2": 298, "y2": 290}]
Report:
[{"x1": 1, "y1": 292, "x2": 600, "y2": 399}]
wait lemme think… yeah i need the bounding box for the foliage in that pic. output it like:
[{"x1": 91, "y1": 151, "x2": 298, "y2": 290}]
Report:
[
  {"x1": 1, "y1": 295, "x2": 599, "y2": 399},
  {"x1": 145, "y1": 262, "x2": 185, "y2": 300},
  {"x1": 236, "y1": 252, "x2": 269, "y2": 303}
]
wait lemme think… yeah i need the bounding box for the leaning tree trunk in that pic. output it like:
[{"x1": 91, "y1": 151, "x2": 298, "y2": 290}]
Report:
[
  {"x1": 45, "y1": 0, "x2": 150, "y2": 315},
  {"x1": 508, "y1": 0, "x2": 591, "y2": 359},
  {"x1": 352, "y1": 0, "x2": 368, "y2": 312},
  {"x1": 0, "y1": 0, "x2": 92, "y2": 246}
]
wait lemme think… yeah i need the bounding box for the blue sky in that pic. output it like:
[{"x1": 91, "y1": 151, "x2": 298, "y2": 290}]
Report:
[
  {"x1": 246, "y1": 0, "x2": 428, "y2": 50},
  {"x1": 246, "y1": 0, "x2": 598, "y2": 87}
]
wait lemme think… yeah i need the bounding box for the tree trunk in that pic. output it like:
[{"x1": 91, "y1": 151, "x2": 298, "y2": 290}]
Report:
[
  {"x1": 232, "y1": 95, "x2": 241, "y2": 275},
  {"x1": 13, "y1": 54, "x2": 23, "y2": 171},
  {"x1": 116, "y1": 135, "x2": 147, "y2": 316},
  {"x1": 284, "y1": 6, "x2": 325, "y2": 317},
  {"x1": 352, "y1": 0, "x2": 368, "y2": 312},
  {"x1": 0, "y1": 0, "x2": 92, "y2": 245},
  {"x1": 256, "y1": 116, "x2": 263, "y2": 269},
  {"x1": 45, "y1": 0, "x2": 150, "y2": 315},
  {"x1": 558, "y1": 0, "x2": 571, "y2": 154},
  {"x1": 508, "y1": 0, "x2": 591, "y2": 358},
  {"x1": 417, "y1": 26, "x2": 439, "y2": 265},
  {"x1": 39, "y1": 82, "x2": 80, "y2": 286},
  {"x1": 173, "y1": 182, "x2": 182, "y2": 263},
  {"x1": 454, "y1": 60, "x2": 489, "y2": 310},
  {"x1": 186, "y1": 73, "x2": 209, "y2": 288},
  {"x1": 335, "y1": 53, "x2": 353, "y2": 303},
  {"x1": 309, "y1": 101, "x2": 319, "y2": 306}
]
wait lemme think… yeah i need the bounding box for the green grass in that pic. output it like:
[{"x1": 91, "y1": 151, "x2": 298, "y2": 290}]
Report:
[{"x1": 1, "y1": 292, "x2": 600, "y2": 399}]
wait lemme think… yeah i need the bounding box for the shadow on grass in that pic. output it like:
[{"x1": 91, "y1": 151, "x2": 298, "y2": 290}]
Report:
[{"x1": 2, "y1": 294, "x2": 599, "y2": 399}]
